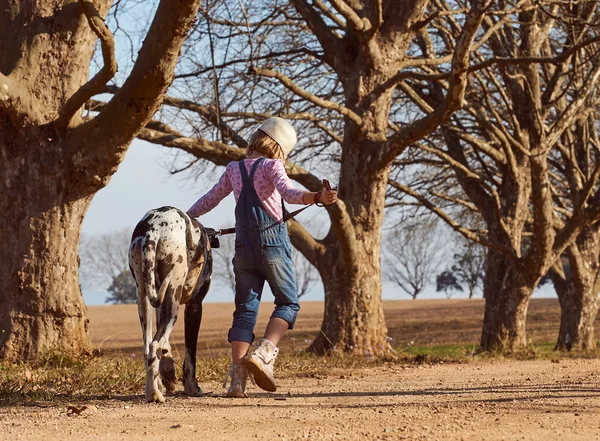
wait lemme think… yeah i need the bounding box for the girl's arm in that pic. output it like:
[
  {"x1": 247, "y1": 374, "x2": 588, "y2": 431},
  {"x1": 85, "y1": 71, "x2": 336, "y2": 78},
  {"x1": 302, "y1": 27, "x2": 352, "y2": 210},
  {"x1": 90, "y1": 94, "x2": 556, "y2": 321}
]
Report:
[
  {"x1": 187, "y1": 168, "x2": 232, "y2": 218},
  {"x1": 269, "y1": 161, "x2": 337, "y2": 205}
]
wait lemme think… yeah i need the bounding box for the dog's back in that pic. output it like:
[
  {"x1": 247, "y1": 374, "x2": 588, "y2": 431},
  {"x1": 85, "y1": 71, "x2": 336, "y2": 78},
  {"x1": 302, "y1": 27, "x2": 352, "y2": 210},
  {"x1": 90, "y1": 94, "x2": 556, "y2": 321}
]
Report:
[{"x1": 129, "y1": 207, "x2": 191, "y2": 307}]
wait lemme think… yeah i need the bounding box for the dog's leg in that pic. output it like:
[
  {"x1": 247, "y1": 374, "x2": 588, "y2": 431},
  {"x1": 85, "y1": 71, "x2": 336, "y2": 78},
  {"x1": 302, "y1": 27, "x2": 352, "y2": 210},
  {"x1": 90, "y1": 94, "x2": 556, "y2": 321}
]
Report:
[
  {"x1": 183, "y1": 290, "x2": 204, "y2": 396},
  {"x1": 156, "y1": 290, "x2": 179, "y2": 396},
  {"x1": 154, "y1": 308, "x2": 166, "y2": 394},
  {"x1": 135, "y1": 279, "x2": 157, "y2": 403},
  {"x1": 146, "y1": 294, "x2": 179, "y2": 403}
]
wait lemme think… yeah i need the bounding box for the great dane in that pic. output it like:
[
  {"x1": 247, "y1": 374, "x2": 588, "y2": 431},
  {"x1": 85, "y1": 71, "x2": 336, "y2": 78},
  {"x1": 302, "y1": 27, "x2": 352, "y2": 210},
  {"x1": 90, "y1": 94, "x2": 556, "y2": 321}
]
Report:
[{"x1": 129, "y1": 206, "x2": 212, "y2": 403}]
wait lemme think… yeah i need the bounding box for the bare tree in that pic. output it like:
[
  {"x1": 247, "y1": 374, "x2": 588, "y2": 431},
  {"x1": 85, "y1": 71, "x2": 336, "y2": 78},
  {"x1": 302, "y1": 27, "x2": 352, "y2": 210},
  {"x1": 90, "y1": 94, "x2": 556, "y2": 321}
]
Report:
[
  {"x1": 79, "y1": 229, "x2": 131, "y2": 289},
  {"x1": 548, "y1": 115, "x2": 600, "y2": 351},
  {"x1": 450, "y1": 237, "x2": 486, "y2": 299},
  {"x1": 0, "y1": 0, "x2": 201, "y2": 359},
  {"x1": 79, "y1": 229, "x2": 137, "y2": 304},
  {"x1": 293, "y1": 252, "x2": 319, "y2": 298},
  {"x1": 211, "y1": 234, "x2": 236, "y2": 294},
  {"x1": 111, "y1": 0, "x2": 494, "y2": 355},
  {"x1": 388, "y1": 2, "x2": 600, "y2": 352},
  {"x1": 383, "y1": 219, "x2": 446, "y2": 300}
]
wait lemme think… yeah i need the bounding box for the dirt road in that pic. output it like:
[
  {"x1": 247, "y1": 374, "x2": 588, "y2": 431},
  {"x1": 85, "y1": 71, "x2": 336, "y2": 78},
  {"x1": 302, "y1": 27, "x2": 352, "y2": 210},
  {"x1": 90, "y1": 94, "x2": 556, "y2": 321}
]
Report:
[{"x1": 2, "y1": 359, "x2": 599, "y2": 440}]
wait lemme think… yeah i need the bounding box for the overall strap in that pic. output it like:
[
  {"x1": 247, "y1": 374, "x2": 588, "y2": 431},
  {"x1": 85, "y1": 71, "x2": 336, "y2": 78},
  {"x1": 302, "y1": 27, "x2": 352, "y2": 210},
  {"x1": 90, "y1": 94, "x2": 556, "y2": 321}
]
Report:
[
  {"x1": 248, "y1": 157, "x2": 265, "y2": 182},
  {"x1": 238, "y1": 157, "x2": 265, "y2": 186},
  {"x1": 238, "y1": 160, "x2": 249, "y2": 183}
]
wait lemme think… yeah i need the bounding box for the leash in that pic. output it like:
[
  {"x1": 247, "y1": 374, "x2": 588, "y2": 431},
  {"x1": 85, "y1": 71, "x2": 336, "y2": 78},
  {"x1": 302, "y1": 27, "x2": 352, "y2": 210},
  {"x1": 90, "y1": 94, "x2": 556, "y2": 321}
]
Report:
[{"x1": 212, "y1": 179, "x2": 337, "y2": 241}]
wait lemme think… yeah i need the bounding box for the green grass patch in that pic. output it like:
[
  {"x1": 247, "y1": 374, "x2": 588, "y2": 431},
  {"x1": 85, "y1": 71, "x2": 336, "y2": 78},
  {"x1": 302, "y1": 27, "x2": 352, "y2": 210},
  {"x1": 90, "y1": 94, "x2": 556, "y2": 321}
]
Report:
[{"x1": 399, "y1": 343, "x2": 479, "y2": 360}]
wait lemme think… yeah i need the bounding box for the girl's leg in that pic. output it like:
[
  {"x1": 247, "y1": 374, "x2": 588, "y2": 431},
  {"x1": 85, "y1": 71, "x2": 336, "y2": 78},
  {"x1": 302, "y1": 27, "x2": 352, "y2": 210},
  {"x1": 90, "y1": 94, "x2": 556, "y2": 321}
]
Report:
[
  {"x1": 231, "y1": 340, "x2": 251, "y2": 365},
  {"x1": 225, "y1": 254, "x2": 264, "y2": 398},
  {"x1": 263, "y1": 317, "x2": 289, "y2": 346},
  {"x1": 229, "y1": 254, "x2": 264, "y2": 360}
]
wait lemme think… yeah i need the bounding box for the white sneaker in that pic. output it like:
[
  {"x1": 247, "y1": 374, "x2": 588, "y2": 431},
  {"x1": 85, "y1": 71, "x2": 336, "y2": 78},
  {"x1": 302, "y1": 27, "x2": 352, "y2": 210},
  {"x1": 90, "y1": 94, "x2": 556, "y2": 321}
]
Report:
[
  {"x1": 223, "y1": 363, "x2": 248, "y2": 398},
  {"x1": 245, "y1": 339, "x2": 279, "y2": 392}
]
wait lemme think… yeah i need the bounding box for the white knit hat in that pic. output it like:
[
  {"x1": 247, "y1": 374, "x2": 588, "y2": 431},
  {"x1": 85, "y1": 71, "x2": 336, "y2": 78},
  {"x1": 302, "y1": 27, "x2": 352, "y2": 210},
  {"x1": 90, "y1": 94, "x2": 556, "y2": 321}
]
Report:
[{"x1": 257, "y1": 117, "x2": 297, "y2": 159}]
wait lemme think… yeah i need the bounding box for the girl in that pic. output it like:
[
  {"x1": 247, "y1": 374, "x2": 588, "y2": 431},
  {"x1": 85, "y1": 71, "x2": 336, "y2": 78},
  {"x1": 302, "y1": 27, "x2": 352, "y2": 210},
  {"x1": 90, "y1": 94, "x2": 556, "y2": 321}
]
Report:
[{"x1": 187, "y1": 117, "x2": 337, "y2": 397}]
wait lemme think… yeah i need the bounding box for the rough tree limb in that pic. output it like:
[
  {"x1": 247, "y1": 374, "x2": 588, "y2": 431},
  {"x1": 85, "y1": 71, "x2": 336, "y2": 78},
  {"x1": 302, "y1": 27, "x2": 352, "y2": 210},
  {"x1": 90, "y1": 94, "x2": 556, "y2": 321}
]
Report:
[
  {"x1": 104, "y1": 85, "x2": 248, "y2": 149},
  {"x1": 388, "y1": 179, "x2": 517, "y2": 261},
  {"x1": 328, "y1": 0, "x2": 368, "y2": 31},
  {"x1": 289, "y1": 0, "x2": 345, "y2": 71},
  {"x1": 250, "y1": 66, "x2": 363, "y2": 126},
  {"x1": 312, "y1": 0, "x2": 346, "y2": 29},
  {"x1": 72, "y1": 0, "x2": 201, "y2": 162},
  {"x1": 382, "y1": 0, "x2": 491, "y2": 164},
  {"x1": 287, "y1": 219, "x2": 327, "y2": 265},
  {"x1": 58, "y1": 0, "x2": 116, "y2": 130}
]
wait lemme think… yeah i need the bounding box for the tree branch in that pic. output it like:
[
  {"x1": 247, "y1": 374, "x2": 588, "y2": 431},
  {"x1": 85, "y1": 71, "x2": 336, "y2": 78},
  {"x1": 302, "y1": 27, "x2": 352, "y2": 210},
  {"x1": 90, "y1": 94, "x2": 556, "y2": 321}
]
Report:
[
  {"x1": 58, "y1": 0, "x2": 116, "y2": 130},
  {"x1": 312, "y1": 0, "x2": 346, "y2": 29},
  {"x1": 388, "y1": 179, "x2": 517, "y2": 261},
  {"x1": 250, "y1": 66, "x2": 363, "y2": 126},
  {"x1": 551, "y1": 199, "x2": 600, "y2": 272},
  {"x1": 288, "y1": 0, "x2": 345, "y2": 69},
  {"x1": 71, "y1": 0, "x2": 201, "y2": 167},
  {"x1": 104, "y1": 85, "x2": 248, "y2": 149},
  {"x1": 174, "y1": 48, "x2": 323, "y2": 79},
  {"x1": 287, "y1": 219, "x2": 327, "y2": 266},
  {"x1": 328, "y1": 0, "x2": 368, "y2": 31},
  {"x1": 383, "y1": 0, "x2": 491, "y2": 163},
  {"x1": 396, "y1": 34, "x2": 600, "y2": 84}
]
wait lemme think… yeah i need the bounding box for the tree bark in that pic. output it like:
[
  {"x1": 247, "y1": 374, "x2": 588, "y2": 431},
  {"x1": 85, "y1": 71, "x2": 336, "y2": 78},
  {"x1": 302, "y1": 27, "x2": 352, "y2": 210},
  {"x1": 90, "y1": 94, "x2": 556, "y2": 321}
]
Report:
[
  {"x1": 551, "y1": 229, "x2": 600, "y2": 351},
  {"x1": 480, "y1": 247, "x2": 532, "y2": 352},
  {"x1": 309, "y1": 244, "x2": 389, "y2": 355},
  {"x1": 0, "y1": 129, "x2": 92, "y2": 358}
]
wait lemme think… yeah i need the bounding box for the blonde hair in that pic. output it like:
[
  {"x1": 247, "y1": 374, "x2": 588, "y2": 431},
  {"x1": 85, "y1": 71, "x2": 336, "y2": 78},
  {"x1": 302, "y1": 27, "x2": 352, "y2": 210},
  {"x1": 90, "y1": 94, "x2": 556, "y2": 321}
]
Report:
[{"x1": 246, "y1": 130, "x2": 285, "y2": 160}]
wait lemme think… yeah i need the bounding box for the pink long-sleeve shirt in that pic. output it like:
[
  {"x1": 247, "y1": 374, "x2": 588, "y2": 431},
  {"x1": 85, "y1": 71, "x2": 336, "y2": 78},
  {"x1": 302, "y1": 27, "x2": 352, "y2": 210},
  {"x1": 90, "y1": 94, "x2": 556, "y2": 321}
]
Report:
[{"x1": 187, "y1": 158, "x2": 304, "y2": 222}]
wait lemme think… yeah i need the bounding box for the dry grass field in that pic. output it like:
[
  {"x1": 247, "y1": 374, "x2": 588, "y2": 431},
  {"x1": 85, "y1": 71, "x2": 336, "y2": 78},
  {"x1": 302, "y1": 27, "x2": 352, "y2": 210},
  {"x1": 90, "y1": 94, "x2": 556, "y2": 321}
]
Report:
[
  {"x1": 87, "y1": 298, "x2": 572, "y2": 356},
  {"x1": 2, "y1": 299, "x2": 600, "y2": 441}
]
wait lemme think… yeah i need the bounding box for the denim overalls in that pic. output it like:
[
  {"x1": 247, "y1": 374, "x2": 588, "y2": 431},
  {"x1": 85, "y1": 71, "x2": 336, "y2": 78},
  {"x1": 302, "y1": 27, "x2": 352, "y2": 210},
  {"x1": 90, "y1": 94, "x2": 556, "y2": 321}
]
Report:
[{"x1": 227, "y1": 158, "x2": 300, "y2": 344}]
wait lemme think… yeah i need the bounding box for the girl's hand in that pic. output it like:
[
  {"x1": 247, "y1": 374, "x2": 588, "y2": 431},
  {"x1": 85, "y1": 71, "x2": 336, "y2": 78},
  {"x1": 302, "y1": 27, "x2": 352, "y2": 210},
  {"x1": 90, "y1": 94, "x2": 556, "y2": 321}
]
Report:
[{"x1": 319, "y1": 188, "x2": 338, "y2": 205}]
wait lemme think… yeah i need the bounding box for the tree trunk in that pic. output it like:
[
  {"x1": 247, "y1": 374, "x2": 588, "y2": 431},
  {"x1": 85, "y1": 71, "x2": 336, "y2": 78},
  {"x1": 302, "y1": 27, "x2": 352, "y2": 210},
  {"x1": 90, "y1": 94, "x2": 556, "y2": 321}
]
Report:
[
  {"x1": 554, "y1": 279, "x2": 600, "y2": 351},
  {"x1": 309, "y1": 246, "x2": 389, "y2": 355},
  {"x1": 468, "y1": 285, "x2": 475, "y2": 299},
  {"x1": 0, "y1": 0, "x2": 107, "y2": 359},
  {"x1": 0, "y1": 133, "x2": 92, "y2": 359},
  {"x1": 480, "y1": 248, "x2": 533, "y2": 352},
  {"x1": 0, "y1": 0, "x2": 201, "y2": 359},
  {"x1": 551, "y1": 229, "x2": 600, "y2": 351},
  {"x1": 305, "y1": 108, "x2": 391, "y2": 355}
]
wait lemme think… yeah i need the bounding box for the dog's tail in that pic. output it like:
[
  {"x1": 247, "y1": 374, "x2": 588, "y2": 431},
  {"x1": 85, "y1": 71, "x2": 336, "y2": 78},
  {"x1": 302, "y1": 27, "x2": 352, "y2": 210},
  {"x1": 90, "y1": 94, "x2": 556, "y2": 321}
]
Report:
[{"x1": 141, "y1": 236, "x2": 170, "y2": 308}]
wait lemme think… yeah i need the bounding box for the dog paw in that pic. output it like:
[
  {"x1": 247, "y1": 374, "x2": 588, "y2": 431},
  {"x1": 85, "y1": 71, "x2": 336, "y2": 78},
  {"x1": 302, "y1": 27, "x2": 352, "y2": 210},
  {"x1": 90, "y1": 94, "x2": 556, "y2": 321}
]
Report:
[
  {"x1": 162, "y1": 378, "x2": 178, "y2": 394},
  {"x1": 159, "y1": 356, "x2": 177, "y2": 393},
  {"x1": 184, "y1": 378, "x2": 203, "y2": 397},
  {"x1": 145, "y1": 383, "x2": 166, "y2": 403}
]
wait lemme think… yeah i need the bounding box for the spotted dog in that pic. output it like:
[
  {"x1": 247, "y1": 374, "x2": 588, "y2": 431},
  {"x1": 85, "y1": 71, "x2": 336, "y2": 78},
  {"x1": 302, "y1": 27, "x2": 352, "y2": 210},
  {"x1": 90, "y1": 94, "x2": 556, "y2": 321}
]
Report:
[{"x1": 129, "y1": 206, "x2": 212, "y2": 403}]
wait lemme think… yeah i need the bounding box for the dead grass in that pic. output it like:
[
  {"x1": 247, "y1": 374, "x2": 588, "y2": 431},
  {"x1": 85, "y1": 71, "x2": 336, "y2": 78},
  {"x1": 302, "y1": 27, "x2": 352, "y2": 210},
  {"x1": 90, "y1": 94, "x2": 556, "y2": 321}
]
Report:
[
  {"x1": 2, "y1": 341, "x2": 600, "y2": 406},
  {"x1": 3, "y1": 299, "x2": 600, "y2": 405}
]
